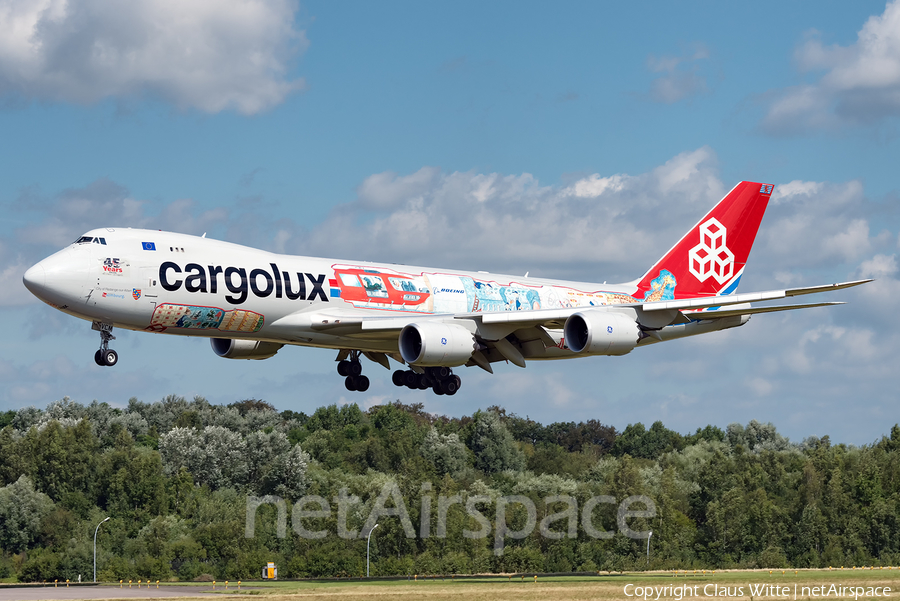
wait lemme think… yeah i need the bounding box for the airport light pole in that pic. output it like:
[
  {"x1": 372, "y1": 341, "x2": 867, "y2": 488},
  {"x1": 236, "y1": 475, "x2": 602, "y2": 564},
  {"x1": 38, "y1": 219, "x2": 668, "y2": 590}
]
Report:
[
  {"x1": 366, "y1": 523, "x2": 379, "y2": 578},
  {"x1": 647, "y1": 531, "x2": 653, "y2": 566},
  {"x1": 94, "y1": 517, "x2": 110, "y2": 582}
]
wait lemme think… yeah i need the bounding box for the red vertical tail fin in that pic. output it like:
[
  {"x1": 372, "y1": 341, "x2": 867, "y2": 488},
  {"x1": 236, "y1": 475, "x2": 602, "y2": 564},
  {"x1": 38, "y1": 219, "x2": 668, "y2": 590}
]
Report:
[{"x1": 634, "y1": 181, "x2": 774, "y2": 300}]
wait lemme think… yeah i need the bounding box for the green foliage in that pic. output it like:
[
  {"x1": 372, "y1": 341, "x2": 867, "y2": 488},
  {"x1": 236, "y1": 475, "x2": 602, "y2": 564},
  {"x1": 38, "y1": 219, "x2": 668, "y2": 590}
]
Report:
[
  {"x1": 0, "y1": 397, "x2": 898, "y2": 580},
  {"x1": 470, "y1": 411, "x2": 526, "y2": 474},
  {"x1": 0, "y1": 476, "x2": 55, "y2": 552}
]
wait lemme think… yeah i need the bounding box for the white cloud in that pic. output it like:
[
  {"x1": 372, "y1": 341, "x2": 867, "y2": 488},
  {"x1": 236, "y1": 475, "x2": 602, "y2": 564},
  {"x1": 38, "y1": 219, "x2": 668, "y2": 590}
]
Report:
[
  {"x1": 646, "y1": 43, "x2": 710, "y2": 104},
  {"x1": 761, "y1": 0, "x2": 900, "y2": 133},
  {"x1": 0, "y1": 0, "x2": 306, "y2": 114},
  {"x1": 859, "y1": 253, "x2": 897, "y2": 278},
  {"x1": 281, "y1": 147, "x2": 725, "y2": 280}
]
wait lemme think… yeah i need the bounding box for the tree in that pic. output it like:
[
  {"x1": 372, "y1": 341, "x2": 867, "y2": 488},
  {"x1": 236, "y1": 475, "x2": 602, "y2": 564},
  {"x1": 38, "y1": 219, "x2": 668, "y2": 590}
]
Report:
[
  {"x1": 0, "y1": 476, "x2": 55, "y2": 552},
  {"x1": 470, "y1": 411, "x2": 525, "y2": 474},
  {"x1": 421, "y1": 427, "x2": 469, "y2": 477}
]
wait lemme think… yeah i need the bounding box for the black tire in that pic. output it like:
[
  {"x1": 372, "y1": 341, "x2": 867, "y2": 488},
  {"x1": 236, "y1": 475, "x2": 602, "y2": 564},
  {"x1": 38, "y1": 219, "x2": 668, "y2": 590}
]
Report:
[
  {"x1": 94, "y1": 350, "x2": 104, "y2": 366},
  {"x1": 344, "y1": 376, "x2": 357, "y2": 391},
  {"x1": 103, "y1": 349, "x2": 118, "y2": 367},
  {"x1": 349, "y1": 361, "x2": 363, "y2": 377},
  {"x1": 392, "y1": 370, "x2": 406, "y2": 386},
  {"x1": 435, "y1": 366, "x2": 451, "y2": 379},
  {"x1": 417, "y1": 374, "x2": 429, "y2": 389},
  {"x1": 404, "y1": 371, "x2": 418, "y2": 388},
  {"x1": 451, "y1": 375, "x2": 461, "y2": 391},
  {"x1": 444, "y1": 379, "x2": 458, "y2": 394},
  {"x1": 356, "y1": 375, "x2": 370, "y2": 392},
  {"x1": 433, "y1": 382, "x2": 445, "y2": 395},
  {"x1": 338, "y1": 360, "x2": 351, "y2": 376}
]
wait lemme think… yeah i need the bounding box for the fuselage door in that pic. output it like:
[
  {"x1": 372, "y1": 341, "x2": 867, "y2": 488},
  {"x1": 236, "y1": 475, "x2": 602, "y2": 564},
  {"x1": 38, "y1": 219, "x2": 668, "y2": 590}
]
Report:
[{"x1": 140, "y1": 267, "x2": 159, "y2": 298}]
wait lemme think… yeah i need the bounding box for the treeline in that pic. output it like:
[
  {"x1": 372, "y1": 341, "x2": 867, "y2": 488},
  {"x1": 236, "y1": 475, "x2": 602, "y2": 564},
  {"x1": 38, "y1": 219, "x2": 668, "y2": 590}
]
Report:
[{"x1": 0, "y1": 396, "x2": 898, "y2": 582}]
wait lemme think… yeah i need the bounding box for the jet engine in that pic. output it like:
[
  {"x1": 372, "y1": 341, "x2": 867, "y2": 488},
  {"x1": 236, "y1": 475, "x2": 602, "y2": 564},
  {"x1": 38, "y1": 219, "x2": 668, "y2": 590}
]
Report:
[
  {"x1": 399, "y1": 322, "x2": 476, "y2": 367},
  {"x1": 563, "y1": 311, "x2": 640, "y2": 355},
  {"x1": 211, "y1": 338, "x2": 283, "y2": 360}
]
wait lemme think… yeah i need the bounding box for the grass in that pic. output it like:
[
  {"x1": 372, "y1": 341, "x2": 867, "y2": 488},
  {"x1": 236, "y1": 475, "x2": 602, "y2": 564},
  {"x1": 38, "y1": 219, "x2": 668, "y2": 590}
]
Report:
[{"x1": 136, "y1": 569, "x2": 900, "y2": 601}]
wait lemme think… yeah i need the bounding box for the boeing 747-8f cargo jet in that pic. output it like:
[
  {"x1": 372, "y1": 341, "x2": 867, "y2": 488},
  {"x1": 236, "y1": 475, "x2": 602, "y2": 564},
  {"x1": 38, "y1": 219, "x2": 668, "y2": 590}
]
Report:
[{"x1": 23, "y1": 182, "x2": 869, "y2": 395}]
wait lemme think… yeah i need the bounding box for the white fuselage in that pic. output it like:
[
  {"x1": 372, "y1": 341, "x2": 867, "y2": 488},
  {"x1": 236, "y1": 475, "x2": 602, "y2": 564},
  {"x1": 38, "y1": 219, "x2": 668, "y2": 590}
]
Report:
[{"x1": 23, "y1": 228, "x2": 744, "y2": 363}]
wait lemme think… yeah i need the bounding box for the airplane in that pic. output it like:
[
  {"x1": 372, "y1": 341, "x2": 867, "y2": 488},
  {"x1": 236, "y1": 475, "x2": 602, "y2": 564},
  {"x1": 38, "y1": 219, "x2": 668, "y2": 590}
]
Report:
[{"x1": 22, "y1": 181, "x2": 869, "y2": 396}]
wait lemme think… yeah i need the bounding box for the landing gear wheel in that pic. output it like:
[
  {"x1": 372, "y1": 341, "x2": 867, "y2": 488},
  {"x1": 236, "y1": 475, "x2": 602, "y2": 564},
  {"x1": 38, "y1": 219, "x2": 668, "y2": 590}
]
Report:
[
  {"x1": 103, "y1": 349, "x2": 118, "y2": 367},
  {"x1": 349, "y1": 361, "x2": 363, "y2": 377},
  {"x1": 404, "y1": 371, "x2": 418, "y2": 388},
  {"x1": 444, "y1": 378, "x2": 459, "y2": 395},
  {"x1": 93, "y1": 321, "x2": 117, "y2": 367},
  {"x1": 337, "y1": 360, "x2": 351, "y2": 376},
  {"x1": 392, "y1": 370, "x2": 406, "y2": 387},
  {"x1": 345, "y1": 376, "x2": 357, "y2": 391},
  {"x1": 433, "y1": 381, "x2": 445, "y2": 395},
  {"x1": 356, "y1": 375, "x2": 370, "y2": 392}
]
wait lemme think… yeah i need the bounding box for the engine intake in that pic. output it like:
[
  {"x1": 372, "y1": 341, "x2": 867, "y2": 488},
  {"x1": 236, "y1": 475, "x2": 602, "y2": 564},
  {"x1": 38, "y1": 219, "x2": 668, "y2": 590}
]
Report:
[
  {"x1": 399, "y1": 322, "x2": 476, "y2": 367},
  {"x1": 563, "y1": 311, "x2": 640, "y2": 355},
  {"x1": 211, "y1": 338, "x2": 283, "y2": 360}
]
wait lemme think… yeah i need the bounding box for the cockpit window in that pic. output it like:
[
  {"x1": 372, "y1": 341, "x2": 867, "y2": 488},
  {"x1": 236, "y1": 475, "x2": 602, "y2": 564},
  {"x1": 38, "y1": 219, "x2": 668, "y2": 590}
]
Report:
[{"x1": 74, "y1": 236, "x2": 107, "y2": 245}]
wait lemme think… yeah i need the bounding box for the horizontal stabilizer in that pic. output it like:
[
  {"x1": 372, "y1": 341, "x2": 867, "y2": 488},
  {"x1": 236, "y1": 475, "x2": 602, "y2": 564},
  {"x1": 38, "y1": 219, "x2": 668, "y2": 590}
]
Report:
[{"x1": 643, "y1": 279, "x2": 871, "y2": 313}]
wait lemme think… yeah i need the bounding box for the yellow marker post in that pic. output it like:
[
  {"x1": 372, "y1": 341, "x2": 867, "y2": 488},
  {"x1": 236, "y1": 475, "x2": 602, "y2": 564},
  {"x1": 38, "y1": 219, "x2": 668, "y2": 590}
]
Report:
[
  {"x1": 128, "y1": 580, "x2": 132, "y2": 588},
  {"x1": 156, "y1": 580, "x2": 160, "y2": 589},
  {"x1": 225, "y1": 581, "x2": 229, "y2": 589},
  {"x1": 212, "y1": 581, "x2": 216, "y2": 590},
  {"x1": 534, "y1": 575, "x2": 537, "y2": 583},
  {"x1": 54, "y1": 580, "x2": 57, "y2": 588},
  {"x1": 66, "y1": 580, "x2": 69, "y2": 587},
  {"x1": 119, "y1": 580, "x2": 122, "y2": 588},
  {"x1": 238, "y1": 581, "x2": 241, "y2": 590}
]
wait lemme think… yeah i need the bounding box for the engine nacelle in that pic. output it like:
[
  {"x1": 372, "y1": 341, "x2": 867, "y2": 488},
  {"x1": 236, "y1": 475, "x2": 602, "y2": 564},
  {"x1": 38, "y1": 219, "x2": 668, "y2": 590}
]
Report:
[
  {"x1": 563, "y1": 311, "x2": 640, "y2": 355},
  {"x1": 399, "y1": 322, "x2": 476, "y2": 367},
  {"x1": 211, "y1": 338, "x2": 283, "y2": 360}
]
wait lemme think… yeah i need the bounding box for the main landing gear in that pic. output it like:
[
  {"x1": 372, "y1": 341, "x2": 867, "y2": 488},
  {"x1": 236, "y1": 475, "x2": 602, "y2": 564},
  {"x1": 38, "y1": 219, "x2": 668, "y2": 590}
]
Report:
[
  {"x1": 392, "y1": 366, "x2": 461, "y2": 396},
  {"x1": 337, "y1": 351, "x2": 370, "y2": 392},
  {"x1": 92, "y1": 322, "x2": 118, "y2": 367}
]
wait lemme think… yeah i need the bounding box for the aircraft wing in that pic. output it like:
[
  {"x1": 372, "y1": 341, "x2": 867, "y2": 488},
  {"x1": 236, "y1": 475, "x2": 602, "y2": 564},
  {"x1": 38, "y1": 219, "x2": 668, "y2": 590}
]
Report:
[{"x1": 270, "y1": 279, "x2": 871, "y2": 336}]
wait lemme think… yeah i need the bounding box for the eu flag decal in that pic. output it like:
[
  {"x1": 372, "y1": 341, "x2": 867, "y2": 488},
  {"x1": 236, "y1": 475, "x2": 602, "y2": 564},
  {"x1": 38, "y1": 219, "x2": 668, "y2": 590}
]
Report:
[{"x1": 142, "y1": 242, "x2": 156, "y2": 251}]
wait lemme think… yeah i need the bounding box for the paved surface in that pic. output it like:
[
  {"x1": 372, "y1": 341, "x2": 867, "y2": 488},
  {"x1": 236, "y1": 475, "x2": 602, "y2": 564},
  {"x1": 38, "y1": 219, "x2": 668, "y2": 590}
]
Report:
[{"x1": 0, "y1": 586, "x2": 219, "y2": 600}]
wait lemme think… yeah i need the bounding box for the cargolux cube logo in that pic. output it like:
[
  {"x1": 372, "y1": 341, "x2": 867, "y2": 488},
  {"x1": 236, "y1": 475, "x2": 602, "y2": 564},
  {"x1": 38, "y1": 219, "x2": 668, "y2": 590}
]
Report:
[{"x1": 689, "y1": 218, "x2": 734, "y2": 284}]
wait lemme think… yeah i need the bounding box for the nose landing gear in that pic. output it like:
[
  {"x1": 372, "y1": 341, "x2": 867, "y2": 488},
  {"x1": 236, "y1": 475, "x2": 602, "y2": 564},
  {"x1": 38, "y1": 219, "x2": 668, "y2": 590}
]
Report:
[
  {"x1": 92, "y1": 322, "x2": 118, "y2": 367},
  {"x1": 392, "y1": 366, "x2": 461, "y2": 395},
  {"x1": 337, "y1": 351, "x2": 369, "y2": 392}
]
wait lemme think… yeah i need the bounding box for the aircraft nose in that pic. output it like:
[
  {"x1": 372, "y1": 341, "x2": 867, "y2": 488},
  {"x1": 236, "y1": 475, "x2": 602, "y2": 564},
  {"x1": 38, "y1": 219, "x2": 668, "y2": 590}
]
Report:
[{"x1": 23, "y1": 262, "x2": 46, "y2": 296}]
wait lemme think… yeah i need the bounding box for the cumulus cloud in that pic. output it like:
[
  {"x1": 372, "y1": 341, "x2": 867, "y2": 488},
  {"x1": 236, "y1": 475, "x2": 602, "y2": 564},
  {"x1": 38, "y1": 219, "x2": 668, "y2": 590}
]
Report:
[
  {"x1": 278, "y1": 147, "x2": 725, "y2": 280},
  {"x1": 761, "y1": 0, "x2": 900, "y2": 134},
  {"x1": 0, "y1": 0, "x2": 306, "y2": 114},
  {"x1": 646, "y1": 44, "x2": 710, "y2": 104}
]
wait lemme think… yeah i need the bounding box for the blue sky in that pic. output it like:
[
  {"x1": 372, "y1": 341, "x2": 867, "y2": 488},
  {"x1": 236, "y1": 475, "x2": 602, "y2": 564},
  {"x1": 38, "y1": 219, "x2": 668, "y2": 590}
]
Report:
[{"x1": 1, "y1": 0, "x2": 899, "y2": 444}]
